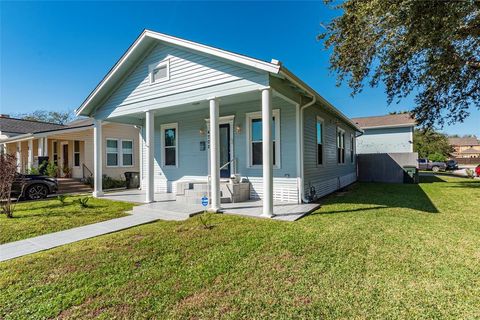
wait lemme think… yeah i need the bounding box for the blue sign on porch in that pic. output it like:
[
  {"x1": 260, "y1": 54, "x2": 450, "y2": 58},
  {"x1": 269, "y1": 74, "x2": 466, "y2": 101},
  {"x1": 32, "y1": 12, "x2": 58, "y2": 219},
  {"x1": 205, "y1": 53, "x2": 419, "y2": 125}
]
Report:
[{"x1": 201, "y1": 196, "x2": 208, "y2": 207}]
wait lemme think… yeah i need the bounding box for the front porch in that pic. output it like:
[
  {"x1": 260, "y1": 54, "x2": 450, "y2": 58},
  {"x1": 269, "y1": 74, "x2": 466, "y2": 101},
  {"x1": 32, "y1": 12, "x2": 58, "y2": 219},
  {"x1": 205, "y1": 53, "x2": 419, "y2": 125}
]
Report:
[{"x1": 102, "y1": 189, "x2": 319, "y2": 222}]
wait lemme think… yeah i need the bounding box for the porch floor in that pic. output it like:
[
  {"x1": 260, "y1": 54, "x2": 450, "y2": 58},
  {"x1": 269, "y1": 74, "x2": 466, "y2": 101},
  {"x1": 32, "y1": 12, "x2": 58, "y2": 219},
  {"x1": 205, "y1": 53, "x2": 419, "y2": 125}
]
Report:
[{"x1": 102, "y1": 189, "x2": 320, "y2": 221}]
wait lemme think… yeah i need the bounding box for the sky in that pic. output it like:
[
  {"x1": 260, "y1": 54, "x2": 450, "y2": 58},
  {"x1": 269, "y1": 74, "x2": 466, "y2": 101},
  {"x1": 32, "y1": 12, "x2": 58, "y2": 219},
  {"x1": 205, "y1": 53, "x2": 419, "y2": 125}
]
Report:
[{"x1": 1, "y1": 1, "x2": 478, "y2": 136}]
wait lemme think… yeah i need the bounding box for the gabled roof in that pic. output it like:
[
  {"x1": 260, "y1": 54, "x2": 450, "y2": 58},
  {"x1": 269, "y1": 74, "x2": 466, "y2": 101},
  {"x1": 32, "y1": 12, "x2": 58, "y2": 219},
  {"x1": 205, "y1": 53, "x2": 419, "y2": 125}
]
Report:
[
  {"x1": 0, "y1": 116, "x2": 65, "y2": 135},
  {"x1": 448, "y1": 137, "x2": 479, "y2": 146},
  {"x1": 75, "y1": 29, "x2": 281, "y2": 117},
  {"x1": 75, "y1": 29, "x2": 361, "y2": 132},
  {"x1": 351, "y1": 113, "x2": 416, "y2": 129}
]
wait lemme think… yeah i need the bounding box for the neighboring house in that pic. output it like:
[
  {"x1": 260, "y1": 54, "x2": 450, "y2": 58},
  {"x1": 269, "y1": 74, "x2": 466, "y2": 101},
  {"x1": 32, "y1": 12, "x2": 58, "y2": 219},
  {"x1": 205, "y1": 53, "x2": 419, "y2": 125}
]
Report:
[
  {"x1": 352, "y1": 114, "x2": 416, "y2": 154},
  {"x1": 75, "y1": 29, "x2": 362, "y2": 216},
  {"x1": 0, "y1": 116, "x2": 140, "y2": 180},
  {"x1": 448, "y1": 137, "x2": 480, "y2": 158}
]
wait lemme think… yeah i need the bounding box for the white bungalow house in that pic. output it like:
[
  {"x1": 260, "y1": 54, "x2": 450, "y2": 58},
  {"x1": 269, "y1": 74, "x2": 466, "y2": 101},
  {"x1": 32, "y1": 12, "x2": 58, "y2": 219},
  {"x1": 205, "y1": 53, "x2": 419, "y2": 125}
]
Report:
[{"x1": 76, "y1": 30, "x2": 361, "y2": 217}]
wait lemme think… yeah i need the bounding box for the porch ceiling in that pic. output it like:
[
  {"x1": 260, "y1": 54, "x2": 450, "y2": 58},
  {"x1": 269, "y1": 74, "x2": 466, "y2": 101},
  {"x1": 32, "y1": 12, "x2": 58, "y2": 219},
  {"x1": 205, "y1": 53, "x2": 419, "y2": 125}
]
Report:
[{"x1": 106, "y1": 90, "x2": 263, "y2": 124}]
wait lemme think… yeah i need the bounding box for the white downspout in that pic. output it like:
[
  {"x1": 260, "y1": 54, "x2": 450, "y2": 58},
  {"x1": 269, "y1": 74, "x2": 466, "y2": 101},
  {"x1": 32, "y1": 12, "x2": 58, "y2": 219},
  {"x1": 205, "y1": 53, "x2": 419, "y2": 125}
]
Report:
[{"x1": 299, "y1": 95, "x2": 316, "y2": 203}]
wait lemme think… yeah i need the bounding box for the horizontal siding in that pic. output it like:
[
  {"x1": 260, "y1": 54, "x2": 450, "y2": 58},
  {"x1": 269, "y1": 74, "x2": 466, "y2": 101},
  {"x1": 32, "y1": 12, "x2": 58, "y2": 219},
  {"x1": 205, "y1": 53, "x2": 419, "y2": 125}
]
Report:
[
  {"x1": 249, "y1": 177, "x2": 299, "y2": 203},
  {"x1": 303, "y1": 105, "x2": 357, "y2": 199},
  {"x1": 139, "y1": 96, "x2": 299, "y2": 202},
  {"x1": 98, "y1": 43, "x2": 267, "y2": 117},
  {"x1": 356, "y1": 126, "x2": 413, "y2": 154}
]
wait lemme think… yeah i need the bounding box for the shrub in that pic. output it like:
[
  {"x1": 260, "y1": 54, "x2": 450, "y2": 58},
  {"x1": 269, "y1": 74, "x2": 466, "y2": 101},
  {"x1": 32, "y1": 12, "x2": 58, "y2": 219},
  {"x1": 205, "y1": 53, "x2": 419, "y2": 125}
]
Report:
[
  {"x1": 77, "y1": 197, "x2": 91, "y2": 208},
  {"x1": 465, "y1": 169, "x2": 475, "y2": 179},
  {"x1": 27, "y1": 167, "x2": 40, "y2": 175},
  {"x1": 57, "y1": 194, "x2": 68, "y2": 205},
  {"x1": 45, "y1": 162, "x2": 59, "y2": 177},
  {"x1": 84, "y1": 175, "x2": 126, "y2": 190},
  {"x1": 0, "y1": 153, "x2": 24, "y2": 218},
  {"x1": 428, "y1": 152, "x2": 447, "y2": 162}
]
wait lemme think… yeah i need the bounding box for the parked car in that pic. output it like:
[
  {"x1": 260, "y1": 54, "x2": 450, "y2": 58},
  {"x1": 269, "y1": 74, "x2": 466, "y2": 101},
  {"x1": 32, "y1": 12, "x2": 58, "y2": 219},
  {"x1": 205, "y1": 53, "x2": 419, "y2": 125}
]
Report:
[
  {"x1": 445, "y1": 159, "x2": 459, "y2": 170},
  {"x1": 417, "y1": 158, "x2": 447, "y2": 172},
  {"x1": 11, "y1": 174, "x2": 58, "y2": 200},
  {"x1": 476, "y1": 164, "x2": 480, "y2": 177}
]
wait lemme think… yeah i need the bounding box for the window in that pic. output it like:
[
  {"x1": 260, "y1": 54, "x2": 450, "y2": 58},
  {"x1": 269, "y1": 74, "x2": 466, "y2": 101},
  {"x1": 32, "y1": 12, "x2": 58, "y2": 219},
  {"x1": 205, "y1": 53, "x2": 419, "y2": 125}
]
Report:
[
  {"x1": 106, "y1": 139, "x2": 133, "y2": 167},
  {"x1": 74, "y1": 140, "x2": 80, "y2": 167},
  {"x1": 337, "y1": 128, "x2": 345, "y2": 164},
  {"x1": 350, "y1": 134, "x2": 355, "y2": 163},
  {"x1": 149, "y1": 59, "x2": 170, "y2": 84},
  {"x1": 161, "y1": 123, "x2": 178, "y2": 167},
  {"x1": 246, "y1": 110, "x2": 280, "y2": 168},
  {"x1": 316, "y1": 117, "x2": 324, "y2": 165},
  {"x1": 122, "y1": 140, "x2": 133, "y2": 166},
  {"x1": 53, "y1": 141, "x2": 58, "y2": 165},
  {"x1": 106, "y1": 139, "x2": 119, "y2": 166}
]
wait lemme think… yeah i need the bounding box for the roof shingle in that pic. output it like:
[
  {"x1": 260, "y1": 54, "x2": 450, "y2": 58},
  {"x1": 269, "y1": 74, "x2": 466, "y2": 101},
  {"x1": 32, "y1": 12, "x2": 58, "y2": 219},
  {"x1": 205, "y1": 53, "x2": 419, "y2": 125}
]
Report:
[
  {"x1": 0, "y1": 116, "x2": 65, "y2": 135},
  {"x1": 351, "y1": 113, "x2": 416, "y2": 129}
]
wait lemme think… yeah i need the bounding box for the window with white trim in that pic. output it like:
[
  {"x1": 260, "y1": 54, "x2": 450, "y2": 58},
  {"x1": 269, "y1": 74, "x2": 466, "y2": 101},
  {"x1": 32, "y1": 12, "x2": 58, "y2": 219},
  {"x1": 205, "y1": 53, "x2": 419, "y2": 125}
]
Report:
[
  {"x1": 106, "y1": 139, "x2": 134, "y2": 167},
  {"x1": 74, "y1": 140, "x2": 80, "y2": 167},
  {"x1": 337, "y1": 128, "x2": 345, "y2": 164},
  {"x1": 106, "y1": 139, "x2": 119, "y2": 166},
  {"x1": 350, "y1": 134, "x2": 355, "y2": 163},
  {"x1": 161, "y1": 123, "x2": 178, "y2": 167},
  {"x1": 53, "y1": 141, "x2": 58, "y2": 165},
  {"x1": 316, "y1": 117, "x2": 324, "y2": 165},
  {"x1": 122, "y1": 140, "x2": 133, "y2": 166},
  {"x1": 246, "y1": 110, "x2": 280, "y2": 168},
  {"x1": 149, "y1": 59, "x2": 170, "y2": 84}
]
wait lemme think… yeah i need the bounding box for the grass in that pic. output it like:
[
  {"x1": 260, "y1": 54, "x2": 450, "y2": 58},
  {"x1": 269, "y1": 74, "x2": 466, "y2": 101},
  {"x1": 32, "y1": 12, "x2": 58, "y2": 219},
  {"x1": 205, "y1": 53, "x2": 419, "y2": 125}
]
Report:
[
  {"x1": 0, "y1": 195, "x2": 133, "y2": 244},
  {"x1": 1, "y1": 175, "x2": 479, "y2": 319}
]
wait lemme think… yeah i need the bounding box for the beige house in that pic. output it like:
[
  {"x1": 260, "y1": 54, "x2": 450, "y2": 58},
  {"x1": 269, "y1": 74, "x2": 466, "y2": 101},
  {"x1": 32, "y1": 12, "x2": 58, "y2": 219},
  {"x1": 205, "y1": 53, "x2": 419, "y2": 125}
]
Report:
[
  {"x1": 448, "y1": 137, "x2": 480, "y2": 159},
  {"x1": 0, "y1": 116, "x2": 140, "y2": 180}
]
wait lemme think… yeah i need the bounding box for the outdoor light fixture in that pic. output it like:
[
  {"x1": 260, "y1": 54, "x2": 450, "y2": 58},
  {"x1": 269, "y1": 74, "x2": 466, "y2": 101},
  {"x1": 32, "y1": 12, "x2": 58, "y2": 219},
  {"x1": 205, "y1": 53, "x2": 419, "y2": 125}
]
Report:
[
  {"x1": 235, "y1": 125, "x2": 242, "y2": 134},
  {"x1": 199, "y1": 128, "x2": 206, "y2": 136}
]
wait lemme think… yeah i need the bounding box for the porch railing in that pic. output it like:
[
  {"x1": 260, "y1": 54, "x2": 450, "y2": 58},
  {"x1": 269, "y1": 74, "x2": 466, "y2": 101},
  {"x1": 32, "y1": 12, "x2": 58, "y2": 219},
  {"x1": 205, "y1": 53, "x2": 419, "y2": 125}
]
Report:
[{"x1": 82, "y1": 163, "x2": 93, "y2": 181}]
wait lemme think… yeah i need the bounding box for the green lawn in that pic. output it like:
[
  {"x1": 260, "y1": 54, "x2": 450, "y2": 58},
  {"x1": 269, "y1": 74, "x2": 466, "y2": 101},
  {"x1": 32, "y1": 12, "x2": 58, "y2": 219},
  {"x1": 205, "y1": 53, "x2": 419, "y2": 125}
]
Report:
[
  {"x1": 1, "y1": 175, "x2": 479, "y2": 319},
  {"x1": 0, "y1": 196, "x2": 133, "y2": 244}
]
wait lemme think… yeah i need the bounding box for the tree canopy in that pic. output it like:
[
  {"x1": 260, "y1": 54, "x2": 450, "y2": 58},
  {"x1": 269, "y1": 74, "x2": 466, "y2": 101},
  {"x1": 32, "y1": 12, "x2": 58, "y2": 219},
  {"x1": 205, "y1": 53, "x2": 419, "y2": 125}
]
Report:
[
  {"x1": 413, "y1": 129, "x2": 453, "y2": 161},
  {"x1": 319, "y1": 0, "x2": 479, "y2": 128},
  {"x1": 17, "y1": 110, "x2": 74, "y2": 125}
]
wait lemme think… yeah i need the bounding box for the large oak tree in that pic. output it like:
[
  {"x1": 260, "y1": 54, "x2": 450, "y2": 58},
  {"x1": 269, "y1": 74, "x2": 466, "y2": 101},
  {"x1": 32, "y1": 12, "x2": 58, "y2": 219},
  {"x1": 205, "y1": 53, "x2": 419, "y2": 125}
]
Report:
[{"x1": 319, "y1": 0, "x2": 479, "y2": 128}]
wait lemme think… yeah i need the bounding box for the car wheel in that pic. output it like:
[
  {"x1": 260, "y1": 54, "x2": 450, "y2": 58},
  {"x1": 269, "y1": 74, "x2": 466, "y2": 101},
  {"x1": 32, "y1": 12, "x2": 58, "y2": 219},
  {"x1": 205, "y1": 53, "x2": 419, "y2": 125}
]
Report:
[
  {"x1": 26, "y1": 184, "x2": 49, "y2": 200},
  {"x1": 432, "y1": 166, "x2": 440, "y2": 172}
]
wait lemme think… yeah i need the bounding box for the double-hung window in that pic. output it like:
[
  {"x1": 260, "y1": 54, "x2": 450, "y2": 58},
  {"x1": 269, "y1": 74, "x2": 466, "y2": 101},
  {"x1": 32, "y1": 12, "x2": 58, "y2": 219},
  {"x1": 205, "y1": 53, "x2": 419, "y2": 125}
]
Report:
[
  {"x1": 246, "y1": 110, "x2": 280, "y2": 168},
  {"x1": 106, "y1": 139, "x2": 119, "y2": 166},
  {"x1": 337, "y1": 128, "x2": 345, "y2": 164},
  {"x1": 106, "y1": 139, "x2": 134, "y2": 167},
  {"x1": 161, "y1": 123, "x2": 178, "y2": 167},
  {"x1": 53, "y1": 141, "x2": 58, "y2": 165},
  {"x1": 74, "y1": 140, "x2": 80, "y2": 167},
  {"x1": 316, "y1": 117, "x2": 324, "y2": 165},
  {"x1": 350, "y1": 134, "x2": 355, "y2": 163},
  {"x1": 122, "y1": 140, "x2": 133, "y2": 166}
]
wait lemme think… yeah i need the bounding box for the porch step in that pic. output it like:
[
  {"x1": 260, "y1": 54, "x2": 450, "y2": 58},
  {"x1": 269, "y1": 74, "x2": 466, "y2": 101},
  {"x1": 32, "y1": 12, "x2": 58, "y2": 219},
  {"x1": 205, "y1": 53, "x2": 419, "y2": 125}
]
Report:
[{"x1": 57, "y1": 178, "x2": 92, "y2": 194}]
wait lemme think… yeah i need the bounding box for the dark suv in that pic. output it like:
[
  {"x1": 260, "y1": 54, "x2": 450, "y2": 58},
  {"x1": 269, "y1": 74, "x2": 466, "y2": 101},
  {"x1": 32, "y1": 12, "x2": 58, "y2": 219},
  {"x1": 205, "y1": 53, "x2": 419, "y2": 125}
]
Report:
[
  {"x1": 11, "y1": 174, "x2": 58, "y2": 200},
  {"x1": 445, "y1": 160, "x2": 458, "y2": 170}
]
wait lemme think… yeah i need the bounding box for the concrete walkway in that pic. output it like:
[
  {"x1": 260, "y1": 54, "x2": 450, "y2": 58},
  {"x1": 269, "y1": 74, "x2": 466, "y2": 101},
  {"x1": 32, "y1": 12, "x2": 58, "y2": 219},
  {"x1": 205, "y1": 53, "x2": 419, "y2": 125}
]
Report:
[{"x1": 0, "y1": 208, "x2": 192, "y2": 262}]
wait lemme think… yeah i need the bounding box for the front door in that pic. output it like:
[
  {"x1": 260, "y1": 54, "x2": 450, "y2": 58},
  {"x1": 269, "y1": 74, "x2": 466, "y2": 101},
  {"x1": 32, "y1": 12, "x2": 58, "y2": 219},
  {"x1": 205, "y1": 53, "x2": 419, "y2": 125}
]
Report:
[{"x1": 219, "y1": 123, "x2": 231, "y2": 178}]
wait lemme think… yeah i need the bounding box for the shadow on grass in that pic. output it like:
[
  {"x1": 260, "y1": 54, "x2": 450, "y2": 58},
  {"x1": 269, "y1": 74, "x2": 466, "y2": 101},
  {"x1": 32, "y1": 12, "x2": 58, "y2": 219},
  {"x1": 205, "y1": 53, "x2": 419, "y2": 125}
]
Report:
[{"x1": 312, "y1": 181, "x2": 439, "y2": 215}]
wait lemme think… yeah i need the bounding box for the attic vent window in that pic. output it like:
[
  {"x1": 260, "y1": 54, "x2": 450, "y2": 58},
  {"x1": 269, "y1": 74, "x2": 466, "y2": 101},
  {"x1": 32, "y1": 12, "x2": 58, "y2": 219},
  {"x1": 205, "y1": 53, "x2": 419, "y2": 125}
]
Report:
[{"x1": 149, "y1": 59, "x2": 170, "y2": 84}]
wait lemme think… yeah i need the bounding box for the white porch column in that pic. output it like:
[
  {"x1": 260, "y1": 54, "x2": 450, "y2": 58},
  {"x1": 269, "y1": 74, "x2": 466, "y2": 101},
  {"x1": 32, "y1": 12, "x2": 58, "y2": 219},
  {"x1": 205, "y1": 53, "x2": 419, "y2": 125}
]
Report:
[
  {"x1": 16, "y1": 142, "x2": 22, "y2": 173},
  {"x1": 145, "y1": 110, "x2": 155, "y2": 203},
  {"x1": 93, "y1": 119, "x2": 103, "y2": 197},
  {"x1": 261, "y1": 87, "x2": 274, "y2": 217},
  {"x1": 27, "y1": 139, "x2": 33, "y2": 170},
  {"x1": 209, "y1": 98, "x2": 221, "y2": 212},
  {"x1": 37, "y1": 138, "x2": 44, "y2": 157},
  {"x1": 43, "y1": 137, "x2": 48, "y2": 157}
]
